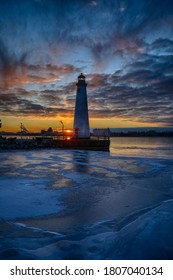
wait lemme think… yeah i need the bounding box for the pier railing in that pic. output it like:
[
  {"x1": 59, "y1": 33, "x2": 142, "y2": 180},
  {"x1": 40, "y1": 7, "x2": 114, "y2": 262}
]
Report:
[
  {"x1": 0, "y1": 130, "x2": 110, "y2": 151},
  {"x1": 0, "y1": 129, "x2": 110, "y2": 141}
]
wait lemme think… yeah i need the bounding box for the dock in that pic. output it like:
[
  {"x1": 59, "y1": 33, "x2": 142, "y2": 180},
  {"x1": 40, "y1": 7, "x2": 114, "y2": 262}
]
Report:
[{"x1": 0, "y1": 136, "x2": 110, "y2": 151}]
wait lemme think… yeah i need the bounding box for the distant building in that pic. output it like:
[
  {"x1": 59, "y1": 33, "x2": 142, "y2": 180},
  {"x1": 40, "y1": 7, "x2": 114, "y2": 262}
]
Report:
[
  {"x1": 73, "y1": 73, "x2": 90, "y2": 138},
  {"x1": 41, "y1": 127, "x2": 54, "y2": 135},
  {"x1": 93, "y1": 128, "x2": 111, "y2": 138},
  {"x1": 47, "y1": 127, "x2": 53, "y2": 134}
]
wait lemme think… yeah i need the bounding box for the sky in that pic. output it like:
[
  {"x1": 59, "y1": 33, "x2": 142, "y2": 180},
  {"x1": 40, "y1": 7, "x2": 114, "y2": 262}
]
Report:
[{"x1": 0, "y1": 0, "x2": 173, "y2": 132}]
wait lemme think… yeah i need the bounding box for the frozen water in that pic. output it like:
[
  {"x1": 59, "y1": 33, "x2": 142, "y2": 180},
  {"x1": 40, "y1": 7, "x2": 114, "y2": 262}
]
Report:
[{"x1": 0, "y1": 137, "x2": 173, "y2": 259}]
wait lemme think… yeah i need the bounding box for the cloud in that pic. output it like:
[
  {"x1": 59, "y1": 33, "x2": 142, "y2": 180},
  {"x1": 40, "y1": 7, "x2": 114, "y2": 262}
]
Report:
[
  {"x1": 0, "y1": 0, "x2": 173, "y2": 127},
  {"x1": 0, "y1": 39, "x2": 28, "y2": 89},
  {"x1": 28, "y1": 64, "x2": 81, "y2": 73},
  {"x1": 0, "y1": 88, "x2": 73, "y2": 118},
  {"x1": 86, "y1": 67, "x2": 173, "y2": 126},
  {"x1": 0, "y1": 45, "x2": 81, "y2": 89}
]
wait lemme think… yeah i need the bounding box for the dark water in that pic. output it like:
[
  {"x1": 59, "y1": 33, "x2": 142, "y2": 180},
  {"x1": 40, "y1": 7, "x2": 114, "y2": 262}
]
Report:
[{"x1": 110, "y1": 137, "x2": 173, "y2": 158}]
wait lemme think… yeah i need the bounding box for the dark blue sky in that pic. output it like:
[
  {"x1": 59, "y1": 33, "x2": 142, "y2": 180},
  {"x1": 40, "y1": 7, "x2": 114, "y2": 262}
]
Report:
[{"x1": 0, "y1": 0, "x2": 173, "y2": 130}]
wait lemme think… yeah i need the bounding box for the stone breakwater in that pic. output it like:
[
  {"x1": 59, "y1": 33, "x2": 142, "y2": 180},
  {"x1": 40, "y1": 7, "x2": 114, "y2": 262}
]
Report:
[{"x1": 0, "y1": 137, "x2": 110, "y2": 151}]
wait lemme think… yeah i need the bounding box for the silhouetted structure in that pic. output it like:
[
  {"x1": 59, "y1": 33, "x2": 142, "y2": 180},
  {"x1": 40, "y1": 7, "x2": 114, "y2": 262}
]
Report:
[
  {"x1": 73, "y1": 73, "x2": 90, "y2": 138},
  {"x1": 110, "y1": 130, "x2": 173, "y2": 137}
]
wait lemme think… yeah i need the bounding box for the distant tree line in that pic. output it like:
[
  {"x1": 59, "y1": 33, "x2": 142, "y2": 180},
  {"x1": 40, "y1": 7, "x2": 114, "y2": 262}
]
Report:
[{"x1": 110, "y1": 130, "x2": 173, "y2": 137}]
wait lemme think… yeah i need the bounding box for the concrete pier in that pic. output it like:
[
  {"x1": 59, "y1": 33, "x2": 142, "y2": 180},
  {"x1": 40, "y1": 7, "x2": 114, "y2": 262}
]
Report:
[{"x1": 0, "y1": 137, "x2": 110, "y2": 151}]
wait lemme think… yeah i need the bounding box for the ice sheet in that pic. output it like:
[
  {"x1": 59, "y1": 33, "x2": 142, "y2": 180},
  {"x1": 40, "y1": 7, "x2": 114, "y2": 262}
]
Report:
[{"x1": 0, "y1": 138, "x2": 173, "y2": 259}]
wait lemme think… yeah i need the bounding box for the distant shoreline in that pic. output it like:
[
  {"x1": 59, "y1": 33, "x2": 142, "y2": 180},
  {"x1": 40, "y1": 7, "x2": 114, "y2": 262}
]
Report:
[{"x1": 110, "y1": 132, "x2": 173, "y2": 137}]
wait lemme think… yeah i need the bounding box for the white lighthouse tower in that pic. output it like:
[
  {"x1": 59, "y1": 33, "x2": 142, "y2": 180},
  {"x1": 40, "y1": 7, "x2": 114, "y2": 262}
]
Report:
[{"x1": 73, "y1": 73, "x2": 90, "y2": 138}]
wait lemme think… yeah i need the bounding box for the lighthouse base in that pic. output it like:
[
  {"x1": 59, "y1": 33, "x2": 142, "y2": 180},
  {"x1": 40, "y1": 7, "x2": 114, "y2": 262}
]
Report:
[{"x1": 59, "y1": 139, "x2": 110, "y2": 151}]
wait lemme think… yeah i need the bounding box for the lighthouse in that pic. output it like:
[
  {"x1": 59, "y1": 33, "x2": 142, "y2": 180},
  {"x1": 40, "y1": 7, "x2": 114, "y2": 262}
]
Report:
[{"x1": 73, "y1": 73, "x2": 90, "y2": 138}]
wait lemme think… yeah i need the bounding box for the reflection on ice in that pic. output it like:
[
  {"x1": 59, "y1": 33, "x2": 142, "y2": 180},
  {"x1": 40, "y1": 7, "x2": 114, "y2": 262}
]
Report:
[
  {"x1": 73, "y1": 150, "x2": 90, "y2": 173},
  {"x1": 51, "y1": 177, "x2": 74, "y2": 189}
]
